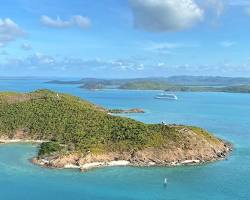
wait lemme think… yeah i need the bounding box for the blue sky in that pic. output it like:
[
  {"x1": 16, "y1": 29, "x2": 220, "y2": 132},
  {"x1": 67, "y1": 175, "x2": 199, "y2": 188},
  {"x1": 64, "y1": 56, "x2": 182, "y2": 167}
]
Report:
[{"x1": 1, "y1": 0, "x2": 250, "y2": 78}]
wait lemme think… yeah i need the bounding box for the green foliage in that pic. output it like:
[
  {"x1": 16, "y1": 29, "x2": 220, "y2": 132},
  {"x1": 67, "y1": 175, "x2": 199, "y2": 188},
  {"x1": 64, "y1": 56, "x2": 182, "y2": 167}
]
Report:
[
  {"x1": 0, "y1": 90, "x2": 220, "y2": 156},
  {"x1": 38, "y1": 142, "x2": 63, "y2": 157},
  {"x1": 189, "y1": 126, "x2": 220, "y2": 144}
]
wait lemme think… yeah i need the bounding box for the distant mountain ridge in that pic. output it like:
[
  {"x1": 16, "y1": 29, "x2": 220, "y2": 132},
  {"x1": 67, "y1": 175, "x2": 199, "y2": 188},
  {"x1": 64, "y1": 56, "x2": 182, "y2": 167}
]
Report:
[
  {"x1": 47, "y1": 76, "x2": 250, "y2": 86},
  {"x1": 166, "y1": 76, "x2": 250, "y2": 86},
  {"x1": 46, "y1": 76, "x2": 250, "y2": 93}
]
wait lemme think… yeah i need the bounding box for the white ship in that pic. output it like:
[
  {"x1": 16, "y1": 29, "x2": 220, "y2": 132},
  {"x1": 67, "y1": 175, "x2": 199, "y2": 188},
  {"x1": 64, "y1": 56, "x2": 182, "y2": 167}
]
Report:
[{"x1": 155, "y1": 93, "x2": 178, "y2": 100}]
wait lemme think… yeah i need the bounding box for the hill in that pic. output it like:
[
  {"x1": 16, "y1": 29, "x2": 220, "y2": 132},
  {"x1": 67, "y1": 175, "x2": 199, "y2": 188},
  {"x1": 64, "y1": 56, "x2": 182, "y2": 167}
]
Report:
[{"x1": 0, "y1": 90, "x2": 231, "y2": 170}]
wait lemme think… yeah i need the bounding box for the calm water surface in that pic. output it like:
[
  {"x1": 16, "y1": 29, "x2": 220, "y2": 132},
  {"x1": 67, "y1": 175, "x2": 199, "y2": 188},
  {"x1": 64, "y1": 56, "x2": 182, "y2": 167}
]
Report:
[{"x1": 0, "y1": 79, "x2": 249, "y2": 200}]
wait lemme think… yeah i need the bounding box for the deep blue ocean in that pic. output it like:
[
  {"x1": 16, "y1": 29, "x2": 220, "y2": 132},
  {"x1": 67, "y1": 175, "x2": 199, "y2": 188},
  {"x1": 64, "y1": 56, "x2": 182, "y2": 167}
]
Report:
[{"x1": 0, "y1": 79, "x2": 249, "y2": 200}]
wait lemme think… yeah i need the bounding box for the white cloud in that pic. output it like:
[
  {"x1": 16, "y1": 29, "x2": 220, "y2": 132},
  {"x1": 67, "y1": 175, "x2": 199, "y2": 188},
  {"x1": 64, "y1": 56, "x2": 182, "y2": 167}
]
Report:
[
  {"x1": 6, "y1": 52, "x2": 56, "y2": 68},
  {"x1": 2, "y1": 53, "x2": 250, "y2": 77},
  {"x1": 0, "y1": 53, "x2": 149, "y2": 75},
  {"x1": 145, "y1": 41, "x2": 198, "y2": 55},
  {"x1": 220, "y1": 41, "x2": 237, "y2": 47},
  {"x1": 146, "y1": 42, "x2": 183, "y2": 55},
  {"x1": 31, "y1": 52, "x2": 55, "y2": 65},
  {"x1": 149, "y1": 42, "x2": 182, "y2": 50},
  {"x1": 147, "y1": 41, "x2": 198, "y2": 50},
  {"x1": 0, "y1": 18, "x2": 24, "y2": 47},
  {"x1": 128, "y1": 0, "x2": 204, "y2": 32},
  {"x1": 41, "y1": 16, "x2": 71, "y2": 28},
  {"x1": 21, "y1": 43, "x2": 32, "y2": 50},
  {"x1": 41, "y1": 15, "x2": 91, "y2": 29},
  {"x1": 72, "y1": 15, "x2": 91, "y2": 28}
]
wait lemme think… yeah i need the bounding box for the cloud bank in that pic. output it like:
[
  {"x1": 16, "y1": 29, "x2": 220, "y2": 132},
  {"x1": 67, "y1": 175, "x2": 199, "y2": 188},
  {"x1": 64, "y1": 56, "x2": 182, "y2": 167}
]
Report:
[
  {"x1": 2, "y1": 52, "x2": 250, "y2": 77},
  {"x1": 0, "y1": 18, "x2": 24, "y2": 47},
  {"x1": 128, "y1": 0, "x2": 204, "y2": 32}
]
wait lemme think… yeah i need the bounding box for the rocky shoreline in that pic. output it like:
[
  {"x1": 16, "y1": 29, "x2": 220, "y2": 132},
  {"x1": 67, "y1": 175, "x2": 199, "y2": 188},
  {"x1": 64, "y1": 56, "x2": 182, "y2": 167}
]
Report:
[
  {"x1": 0, "y1": 129, "x2": 233, "y2": 172},
  {"x1": 0, "y1": 138, "x2": 232, "y2": 172},
  {"x1": 32, "y1": 141, "x2": 232, "y2": 172}
]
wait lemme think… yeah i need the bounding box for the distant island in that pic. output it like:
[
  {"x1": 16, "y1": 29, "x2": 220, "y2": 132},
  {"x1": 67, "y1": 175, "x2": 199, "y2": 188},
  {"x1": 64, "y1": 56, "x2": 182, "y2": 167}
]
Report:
[
  {"x1": 47, "y1": 76, "x2": 250, "y2": 93},
  {"x1": 108, "y1": 108, "x2": 145, "y2": 114},
  {"x1": 0, "y1": 90, "x2": 231, "y2": 171}
]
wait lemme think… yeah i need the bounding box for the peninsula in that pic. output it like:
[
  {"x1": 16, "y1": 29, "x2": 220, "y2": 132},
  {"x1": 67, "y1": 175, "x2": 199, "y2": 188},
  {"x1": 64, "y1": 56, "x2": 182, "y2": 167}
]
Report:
[{"x1": 0, "y1": 90, "x2": 232, "y2": 171}]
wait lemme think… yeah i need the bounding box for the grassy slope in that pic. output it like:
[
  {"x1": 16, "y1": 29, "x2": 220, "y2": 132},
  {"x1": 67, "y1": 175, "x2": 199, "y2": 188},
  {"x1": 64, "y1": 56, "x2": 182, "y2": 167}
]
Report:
[{"x1": 0, "y1": 90, "x2": 222, "y2": 157}]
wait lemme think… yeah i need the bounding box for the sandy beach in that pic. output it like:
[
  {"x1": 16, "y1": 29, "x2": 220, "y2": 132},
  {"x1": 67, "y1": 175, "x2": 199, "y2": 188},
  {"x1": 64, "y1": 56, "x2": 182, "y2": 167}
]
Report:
[{"x1": 0, "y1": 139, "x2": 47, "y2": 144}]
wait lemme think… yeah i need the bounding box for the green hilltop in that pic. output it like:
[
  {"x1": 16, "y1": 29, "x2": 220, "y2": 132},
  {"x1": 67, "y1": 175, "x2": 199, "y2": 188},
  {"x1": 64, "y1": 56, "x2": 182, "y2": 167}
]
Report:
[{"x1": 0, "y1": 90, "x2": 228, "y2": 160}]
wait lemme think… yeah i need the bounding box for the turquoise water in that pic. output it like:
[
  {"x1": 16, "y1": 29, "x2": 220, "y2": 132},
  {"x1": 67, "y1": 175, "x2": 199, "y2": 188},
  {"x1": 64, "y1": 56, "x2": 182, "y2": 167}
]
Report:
[{"x1": 0, "y1": 79, "x2": 250, "y2": 200}]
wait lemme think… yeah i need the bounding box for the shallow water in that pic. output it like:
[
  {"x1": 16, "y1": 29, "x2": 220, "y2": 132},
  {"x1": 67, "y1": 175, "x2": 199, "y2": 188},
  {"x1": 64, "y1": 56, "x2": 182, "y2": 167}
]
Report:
[{"x1": 0, "y1": 79, "x2": 249, "y2": 200}]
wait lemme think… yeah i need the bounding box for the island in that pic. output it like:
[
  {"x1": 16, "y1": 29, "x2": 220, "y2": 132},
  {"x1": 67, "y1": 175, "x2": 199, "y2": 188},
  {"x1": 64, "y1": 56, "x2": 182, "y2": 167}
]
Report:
[
  {"x1": 0, "y1": 90, "x2": 232, "y2": 171},
  {"x1": 122, "y1": 82, "x2": 250, "y2": 93},
  {"x1": 47, "y1": 76, "x2": 250, "y2": 93},
  {"x1": 108, "y1": 108, "x2": 145, "y2": 114}
]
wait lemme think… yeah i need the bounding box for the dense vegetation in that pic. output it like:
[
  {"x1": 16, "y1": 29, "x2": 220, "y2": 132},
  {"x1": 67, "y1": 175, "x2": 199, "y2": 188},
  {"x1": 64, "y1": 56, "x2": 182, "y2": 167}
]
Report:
[
  {"x1": 38, "y1": 142, "x2": 63, "y2": 157},
  {"x1": 0, "y1": 90, "x2": 192, "y2": 156}
]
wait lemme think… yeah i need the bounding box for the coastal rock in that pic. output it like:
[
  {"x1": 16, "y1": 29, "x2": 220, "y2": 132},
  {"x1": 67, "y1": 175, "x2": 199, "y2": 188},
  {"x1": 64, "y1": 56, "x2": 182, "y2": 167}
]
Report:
[{"x1": 34, "y1": 137, "x2": 232, "y2": 171}]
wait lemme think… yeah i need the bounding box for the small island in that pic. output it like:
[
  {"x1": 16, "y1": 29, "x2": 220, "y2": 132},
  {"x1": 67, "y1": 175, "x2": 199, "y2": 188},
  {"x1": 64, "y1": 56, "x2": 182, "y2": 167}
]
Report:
[
  {"x1": 108, "y1": 108, "x2": 145, "y2": 114},
  {"x1": 0, "y1": 90, "x2": 232, "y2": 171}
]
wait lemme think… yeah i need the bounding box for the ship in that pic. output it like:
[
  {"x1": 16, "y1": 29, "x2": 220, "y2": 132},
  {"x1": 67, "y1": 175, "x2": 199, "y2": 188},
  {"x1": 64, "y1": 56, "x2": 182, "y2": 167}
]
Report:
[{"x1": 155, "y1": 93, "x2": 178, "y2": 100}]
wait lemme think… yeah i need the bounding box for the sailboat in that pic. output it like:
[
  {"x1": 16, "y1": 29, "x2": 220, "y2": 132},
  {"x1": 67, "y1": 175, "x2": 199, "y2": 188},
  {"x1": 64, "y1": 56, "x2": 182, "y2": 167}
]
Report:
[{"x1": 164, "y1": 178, "x2": 168, "y2": 185}]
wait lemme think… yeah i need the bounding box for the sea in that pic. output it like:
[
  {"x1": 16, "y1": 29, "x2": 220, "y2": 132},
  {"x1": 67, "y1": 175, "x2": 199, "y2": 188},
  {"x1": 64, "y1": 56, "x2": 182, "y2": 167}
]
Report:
[{"x1": 0, "y1": 78, "x2": 249, "y2": 200}]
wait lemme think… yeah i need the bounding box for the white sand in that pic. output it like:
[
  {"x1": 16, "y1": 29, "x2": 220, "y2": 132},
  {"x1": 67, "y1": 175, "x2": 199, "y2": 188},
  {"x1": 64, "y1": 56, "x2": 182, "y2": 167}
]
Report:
[
  {"x1": 64, "y1": 164, "x2": 80, "y2": 169},
  {"x1": 0, "y1": 139, "x2": 46, "y2": 144},
  {"x1": 180, "y1": 160, "x2": 200, "y2": 164},
  {"x1": 80, "y1": 162, "x2": 104, "y2": 170},
  {"x1": 108, "y1": 160, "x2": 130, "y2": 166},
  {"x1": 63, "y1": 160, "x2": 131, "y2": 171}
]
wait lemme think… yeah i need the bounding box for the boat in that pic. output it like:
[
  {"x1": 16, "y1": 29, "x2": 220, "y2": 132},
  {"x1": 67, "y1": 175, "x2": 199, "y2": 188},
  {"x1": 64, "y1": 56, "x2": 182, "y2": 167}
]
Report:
[
  {"x1": 155, "y1": 93, "x2": 178, "y2": 100},
  {"x1": 164, "y1": 177, "x2": 168, "y2": 186}
]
